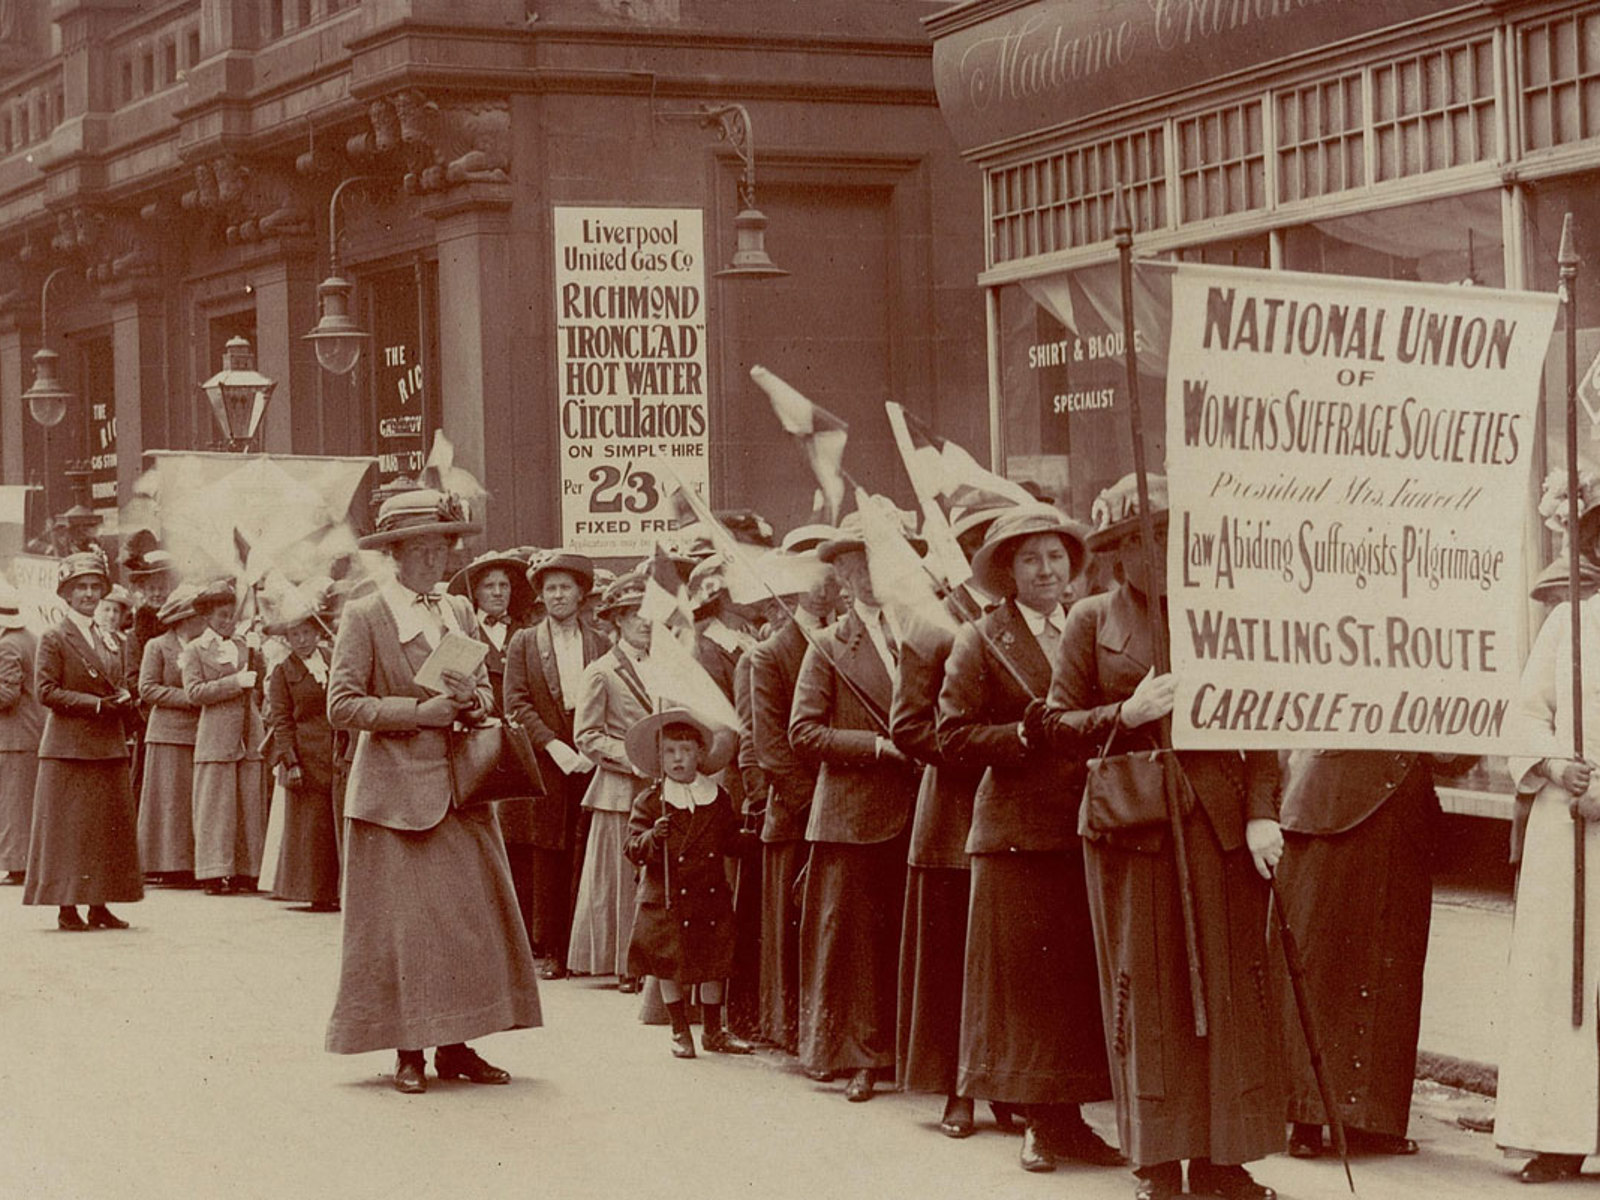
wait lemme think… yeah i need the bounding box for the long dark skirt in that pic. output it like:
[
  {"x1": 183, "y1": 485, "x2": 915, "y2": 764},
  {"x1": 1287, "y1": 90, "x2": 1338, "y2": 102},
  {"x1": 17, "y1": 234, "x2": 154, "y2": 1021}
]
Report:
[
  {"x1": 959, "y1": 850, "x2": 1110, "y2": 1105},
  {"x1": 23, "y1": 758, "x2": 143, "y2": 906},
  {"x1": 273, "y1": 784, "x2": 341, "y2": 905},
  {"x1": 759, "y1": 839, "x2": 806, "y2": 1052},
  {"x1": 525, "y1": 845, "x2": 573, "y2": 956},
  {"x1": 326, "y1": 806, "x2": 543, "y2": 1054},
  {"x1": 726, "y1": 848, "x2": 763, "y2": 1037},
  {"x1": 0, "y1": 748, "x2": 38, "y2": 872},
  {"x1": 137, "y1": 742, "x2": 194, "y2": 873},
  {"x1": 1276, "y1": 783, "x2": 1437, "y2": 1138},
  {"x1": 1085, "y1": 812, "x2": 1285, "y2": 1168},
  {"x1": 897, "y1": 864, "x2": 970, "y2": 1096},
  {"x1": 797, "y1": 834, "x2": 908, "y2": 1075}
]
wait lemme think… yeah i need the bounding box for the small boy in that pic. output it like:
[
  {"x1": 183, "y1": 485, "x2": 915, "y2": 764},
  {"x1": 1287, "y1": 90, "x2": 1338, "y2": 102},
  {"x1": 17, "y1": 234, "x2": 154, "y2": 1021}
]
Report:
[{"x1": 624, "y1": 708, "x2": 756, "y2": 1059}]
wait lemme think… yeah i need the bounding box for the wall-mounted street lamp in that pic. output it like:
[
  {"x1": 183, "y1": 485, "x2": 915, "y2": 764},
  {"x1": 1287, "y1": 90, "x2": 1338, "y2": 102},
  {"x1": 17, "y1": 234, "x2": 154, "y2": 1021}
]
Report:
[
  {"x1": 22, "y1": 266, "x2": 75, "y2": 525},
  {"x1": 656, "y1": 103, "x2": 787, "y2": 279},
  {"x1": 303, "y1": 175, "x2": 376, "y2": 375},
  {"x1": 201, "y1": 336, "x2": 277, "y2": 451}
]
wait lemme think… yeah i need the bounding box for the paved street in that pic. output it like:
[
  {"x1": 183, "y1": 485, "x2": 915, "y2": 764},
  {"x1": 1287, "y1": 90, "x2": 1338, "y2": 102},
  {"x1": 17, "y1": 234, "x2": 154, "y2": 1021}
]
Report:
[{"x1": 0, "y1": 882, "x2": 1540, "y2": 1199}]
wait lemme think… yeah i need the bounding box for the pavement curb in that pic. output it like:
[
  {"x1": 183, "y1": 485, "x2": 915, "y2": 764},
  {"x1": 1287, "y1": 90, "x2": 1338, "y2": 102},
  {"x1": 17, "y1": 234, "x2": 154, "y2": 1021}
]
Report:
[{"x1": 1417, "y1": 1049, "x2": 1498, "y2": 1097}]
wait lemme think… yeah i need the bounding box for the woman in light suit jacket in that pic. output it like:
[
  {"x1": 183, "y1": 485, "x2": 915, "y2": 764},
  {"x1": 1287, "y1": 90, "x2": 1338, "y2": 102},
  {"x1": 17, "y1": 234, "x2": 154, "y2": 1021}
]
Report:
[
  {"x1": 325, "y1": 488, "x2": 541, "y2": 1096},
  {"x1": 568, "y1": 574, "x2": 653, "y2": 987},
  {"x1": 182, "y1": 581, "x2": 267, "y2": 895},
  {"x1": 23, "y1": 550, "x2": 142, "y2": 930},
  {"x1": 136, "y1": 584, "x2": 205, "y2": 884}
]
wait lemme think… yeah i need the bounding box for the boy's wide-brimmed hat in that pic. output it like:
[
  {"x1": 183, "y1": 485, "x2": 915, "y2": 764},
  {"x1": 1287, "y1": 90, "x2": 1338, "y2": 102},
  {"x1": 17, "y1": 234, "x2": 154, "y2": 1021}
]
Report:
[
  {"x1": 448, "y1": 550, "x2": 537, "y2": 621},
  {"x1": 157, "y1": 583, "x2": 203, "y2": 627},
  {"x1": 55, "y1": 549, "x2": 111, "y2": 597},
  {"x1": 624, "y1": 707, "x2": 738, "y2": 778},
  {"x1": 527, "y1": 551, "x2": 596, "y2": 597},
  {"x1": 1085, "y1": 473, "x2": 1170, "y2": 553},
  {"x1": 970, "y1": 507, "x2": 1087, "y2": 598},
  {"x1": 358, "y1": 488, "x2": 480, "y2": 549}
]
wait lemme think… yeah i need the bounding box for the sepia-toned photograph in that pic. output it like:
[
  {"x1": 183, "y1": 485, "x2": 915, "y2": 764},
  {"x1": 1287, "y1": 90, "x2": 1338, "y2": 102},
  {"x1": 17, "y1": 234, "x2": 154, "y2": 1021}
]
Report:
[{"x1": 2, "y1": 1, "x2": 1595, "y2": 1196}]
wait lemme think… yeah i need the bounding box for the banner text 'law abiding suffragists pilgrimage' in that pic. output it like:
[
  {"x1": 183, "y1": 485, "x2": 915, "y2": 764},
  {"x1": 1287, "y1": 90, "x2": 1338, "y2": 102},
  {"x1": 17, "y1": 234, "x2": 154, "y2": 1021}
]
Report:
[
  {"x1": 553, "y1": 207, "x2": 710, "y2": 558},
  {"x1": 1166, "y1": 263, "x2": 1559, "y2": 754}
]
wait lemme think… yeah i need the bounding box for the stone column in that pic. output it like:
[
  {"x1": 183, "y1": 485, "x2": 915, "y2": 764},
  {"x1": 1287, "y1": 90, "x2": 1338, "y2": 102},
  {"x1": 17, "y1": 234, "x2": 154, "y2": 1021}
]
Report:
[
  {"x1": 106, "y1": 284, "x2": 165, "y2": 509},
  {"x1": 249, "y1": 250, "x2": 320, "y2": 454},
  {"x1": 422, "y1": 182, "x2": 513, "y2": 543}
]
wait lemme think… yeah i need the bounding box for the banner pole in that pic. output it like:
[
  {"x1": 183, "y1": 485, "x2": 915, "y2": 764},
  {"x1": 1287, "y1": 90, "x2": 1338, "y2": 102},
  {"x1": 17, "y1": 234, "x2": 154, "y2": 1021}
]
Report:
[{"x1": 1560, "y1": 211, "x2": 1587, "y2": 1031}]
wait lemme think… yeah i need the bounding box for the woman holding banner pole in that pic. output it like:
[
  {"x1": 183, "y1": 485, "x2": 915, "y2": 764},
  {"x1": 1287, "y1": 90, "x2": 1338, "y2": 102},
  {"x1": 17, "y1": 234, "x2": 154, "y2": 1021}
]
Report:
[
  {"x1": 1023, "y1": 474, "x2": 1285, "y2": 1200},
  {"x1": 1497, "y1": 490, "x2": 1600, "y2": 1183}
]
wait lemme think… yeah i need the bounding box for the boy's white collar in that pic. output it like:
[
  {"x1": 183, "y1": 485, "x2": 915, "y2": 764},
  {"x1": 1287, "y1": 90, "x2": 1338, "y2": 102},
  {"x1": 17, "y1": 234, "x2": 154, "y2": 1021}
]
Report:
[{"x1": 660, "y1": 775, "x2": 717, "y2": 810}]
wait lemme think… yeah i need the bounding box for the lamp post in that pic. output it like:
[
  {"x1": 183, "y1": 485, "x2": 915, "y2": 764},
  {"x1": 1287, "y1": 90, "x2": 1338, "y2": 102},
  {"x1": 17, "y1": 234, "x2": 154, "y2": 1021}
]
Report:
[
  {"x1": 304, "y1": 175, "x2": 376, "y2": 375},
  {"x1": 656, "y1": 103, "x2": 787, "y2": 279},
  {"x1": 201, "y1": 336, "x2": 277, "y2": 452},
  {"x1": 22, "y1": 266, "x2": 75, "y2": 535}
]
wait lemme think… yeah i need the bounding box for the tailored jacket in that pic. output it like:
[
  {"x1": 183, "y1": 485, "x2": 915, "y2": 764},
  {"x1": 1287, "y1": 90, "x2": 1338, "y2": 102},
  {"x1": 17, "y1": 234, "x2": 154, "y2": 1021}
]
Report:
[
  {"x1": 36, "y1": 618, "x2": 133, "y2": 760},
  {"x1": 789, "y1": 609, "x2": 916, "y2": 846},
  {"x1": 892, "y1": 618, "x2": 980, "y2": 869},
  {"x1": 1044, "y1": 584, "x2": 1279, "y2": 851},
  {"x1": 502, "y1": 616, "x2": 608, "y2": 845},
  {"x1": 624, "y1": 781, "x2": 748, "y2": 904},
  {"x1": 0, "y1": 626, "x2": 42, "y2": 751},
  {"x1": 732, "y1": 651, "x2": 764, "y2": 819},
  {"x1": 749, "y1": 618, "x2": 814, "y2": 844},
  {"x1": 572, "y1": 643, "x2": 653, "y2": 814},
  {"x1": 475, "y1": 613, "x2": 528, "y2": 717},
  {"x1": 139, "y1": 631, "x2": 199, "y2": 746},
  {"x1": 264, "y1": 652, "x2": 335, "y2": 794},
  {"x1": 182, "y1": 635, "x2": 265, "y2": 765},
  {"x1": 125, "y1": 607, "x2": 163, "y2": 714},
  {"x1": 327, "y1": 591, "x2": 494, "y2": 833},
  {"x1": 940, "y1": 599, "x2": 1082, "y2": 855},
  {"x1": 1279, "y1": 750, "x2": 1466, "y2": 836}
]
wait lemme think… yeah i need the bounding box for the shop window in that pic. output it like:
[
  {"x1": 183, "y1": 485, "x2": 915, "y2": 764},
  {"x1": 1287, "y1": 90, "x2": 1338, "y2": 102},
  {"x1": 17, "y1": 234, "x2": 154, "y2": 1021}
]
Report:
[
  {"x1": 1282, "y1": 189, "x2": 1504, "y2": 286},
  {"x1": 1177, "y1": 102, "x2": 1265, "y2": 222},
  {"x1": 989, "y1": 127, "x2": 1165, "y2": 266},
  {"x1": 1276, "y1": 71, "x2": 1364, "y2": 203},
  {"x1": 1174, "y1": 233, "x2": 1270, "y2": 269},
  {"x1": 1520, "y1": 10, "x2": 1600, "y2": 151},
  {"x1": 1374, "y1": 38, "x2": 1497, "y2": 180}
]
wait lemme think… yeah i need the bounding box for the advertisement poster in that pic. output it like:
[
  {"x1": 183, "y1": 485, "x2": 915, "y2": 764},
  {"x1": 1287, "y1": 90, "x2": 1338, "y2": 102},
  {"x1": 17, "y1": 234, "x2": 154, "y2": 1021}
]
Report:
[
  {"x1": 370, "y1": 268, "x2": 427, "y2": 485},
  {"x1": 1166, "y1": 263, "x2": 1558, "y2": 753},
  {"x1": 553, "y1": 206, "x2": 710, "y2": 557}
]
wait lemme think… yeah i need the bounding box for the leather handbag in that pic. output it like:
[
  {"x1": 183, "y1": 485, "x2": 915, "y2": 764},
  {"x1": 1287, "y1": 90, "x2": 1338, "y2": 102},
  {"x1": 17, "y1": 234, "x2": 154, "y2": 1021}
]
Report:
[
  {"x1": 446, "y1": 718, "x2": 547, "y2": 809},
  {"x1": 1078, "y1": 725, "x2": 1193, "y2": 850}
]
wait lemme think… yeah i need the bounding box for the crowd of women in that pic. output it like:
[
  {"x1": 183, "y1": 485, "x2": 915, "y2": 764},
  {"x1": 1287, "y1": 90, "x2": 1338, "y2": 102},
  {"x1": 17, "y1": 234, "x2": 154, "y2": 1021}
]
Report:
[{"x1": 2, "y1": 471, "x2": 1598, "y2": 1199}]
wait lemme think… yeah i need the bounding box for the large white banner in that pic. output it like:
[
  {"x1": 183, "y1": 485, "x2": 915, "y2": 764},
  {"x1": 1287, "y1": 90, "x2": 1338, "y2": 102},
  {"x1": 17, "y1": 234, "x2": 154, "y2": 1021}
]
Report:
[
  {"x1": 553, "y1": 207, "x2": 710, "y2": 557},
  {"x1": 1166, "y1": 263, "x2": 1559, "y2": 753}
]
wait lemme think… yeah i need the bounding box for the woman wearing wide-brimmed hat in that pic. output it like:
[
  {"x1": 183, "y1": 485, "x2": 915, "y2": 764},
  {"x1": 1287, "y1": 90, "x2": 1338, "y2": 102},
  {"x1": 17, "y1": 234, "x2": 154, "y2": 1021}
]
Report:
[
  {"x1": 135, "y1": 583, "x2": 206, "y2": 885},
  {"x1": 568, "y1": 572, "x2": 655, "y2": 987},
  {"x1": 503, "y1": 550, "x2": 608, "y2": 977},
  {"x1": 0, "y1": 584, "x2": 41, "y2": 886},
  {"x1": 325, "y1": 487, "x2": 541, "y2": 1094},
  {"x1": 938, "y1": 505, "x2": 1119, "y2": 1170},
  {"x1": 182, "y1": 579, "x2": 268, "y2": 895},
  {"x1": 264, "y1": 600, "x2": 340, "y2": 911},
  {"x1": 23, "y1": 550, "x2": 143, "y2": 930},
  {"x1": 1022, "y1": 475, "x2": 1285, "y2": 1200}
]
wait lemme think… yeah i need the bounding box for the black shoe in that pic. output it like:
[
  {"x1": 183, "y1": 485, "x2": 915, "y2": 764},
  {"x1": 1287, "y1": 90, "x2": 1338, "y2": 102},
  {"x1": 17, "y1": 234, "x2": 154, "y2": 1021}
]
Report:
[
  {"x1": 1288, "y1": 1122, "x2": 1323, "y2": 1159},
  {"x1": 56, "y1": 907, "x2": 87, "y2": 932},
  {"x1": 1051, "y1": 1111, "x2": 1126, "y2": 1166},
  {"x1": 539, "y1": 961, "x2": 569, "y2": 981},
  {"x1": 843, "y1": 1068, "x2": 874, "y2": 1102},
  {"x1": 670, "y1": 1029, "x2": 697, "y2": 1059},
  {"x1": 433, "y1": 1044, "x2": 510, "y2": 1084},
  {"x1": 939, "y1": 1096, "x2": 975, "y2": 1139},
  {"x1": 202, "y1": 878, "x2": 228, "y2": 895},
  {"x1": 1520, "y1": 1154, "x2": 1585, "y2": 1184},
  {"x1": 617, "y1": 976, "x2": 641, "y2": 994},
  {"x1": 702, "y1": 1028, "x2": 755, "y2": 1055},
  {"x1": 1348, "y1": 1128, "x2": 1418, "y2": 1156},
  {"x1": 1187, "y1": 1161, "x2": 1276, "y2": 1200},
  {"x1": 85, "y1": 906, "x2": 129, "y2": 930},
  {"x1": 393, "y1": 1055, "x2": 426, "y2": 1094},
  {"x1": 1135, "y1": 1163, "x2": 1182, "y2": 1200},
  {"x1": 3, "y1": 870, "x2": 23, "y2": 885},
  {"x1": 990, "y1": 1100, "x2": 1025, "y2": 1132},
  {"x1": 1020, "y1": 1124, "x2": 1056, "y2": 1173}
]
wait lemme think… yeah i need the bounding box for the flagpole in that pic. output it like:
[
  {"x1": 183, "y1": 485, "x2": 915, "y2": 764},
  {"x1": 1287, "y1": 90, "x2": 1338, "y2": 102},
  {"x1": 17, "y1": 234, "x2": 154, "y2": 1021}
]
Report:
[
  {"x1": 1560, "y1": 211, "x2": 1588, "y2": 1030},
  {"x1": 1113, "y1": 186, "x2": 1207, "y2": 1041}
]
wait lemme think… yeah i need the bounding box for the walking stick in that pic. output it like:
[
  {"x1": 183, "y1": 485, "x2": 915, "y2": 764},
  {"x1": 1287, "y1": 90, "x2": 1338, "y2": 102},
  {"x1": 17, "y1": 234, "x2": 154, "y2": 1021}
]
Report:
[
  {"x1": 1114, "y1": 187, "x2": 1208, "y2": 1039},
  {"x1": 1560, "y1": 213, "x2": 1587, "y2": 1030},
  {"x1": 1268, "y1": 871, "x2": 1356, "y2": 1194}
]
